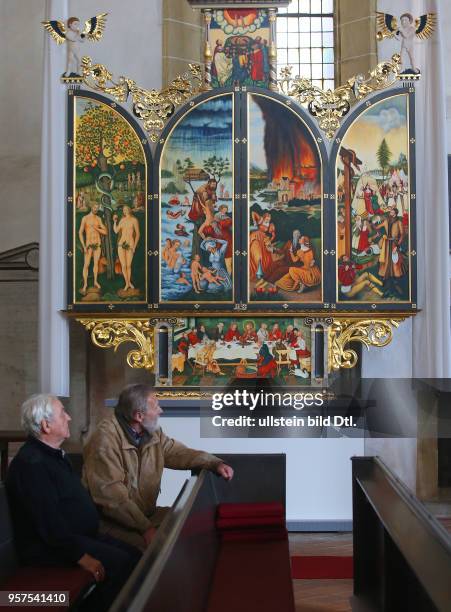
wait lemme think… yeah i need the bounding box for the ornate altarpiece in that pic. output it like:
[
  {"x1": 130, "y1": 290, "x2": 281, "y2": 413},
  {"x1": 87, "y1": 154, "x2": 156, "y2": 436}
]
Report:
[{"x1": 64, "y1": 1, "x2": 418, "y2": 398}]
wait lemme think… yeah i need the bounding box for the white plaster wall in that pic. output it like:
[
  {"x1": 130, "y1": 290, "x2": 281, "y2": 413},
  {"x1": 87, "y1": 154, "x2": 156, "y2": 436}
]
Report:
[
  {"x1": 443, "y1": 1, "x2": 451, "y2": 153},
  {"x1": 0, "y1": 0, "x2": 162, "y2": 253},
  {"x1": 0, "y1": 0, "x2": 46, "y2": 251},
  {"x1": 70, "y1": 0, "x2": 162, "y2": 91},
  {"x1": 157, "y1": 417, "x2": 363, "y2": 522}
]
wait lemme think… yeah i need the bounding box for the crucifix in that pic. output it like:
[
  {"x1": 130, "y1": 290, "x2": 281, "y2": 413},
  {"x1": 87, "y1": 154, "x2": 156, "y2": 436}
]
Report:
[{"x1": 339, "y1": 146, "x2": 361, "y2": 257}]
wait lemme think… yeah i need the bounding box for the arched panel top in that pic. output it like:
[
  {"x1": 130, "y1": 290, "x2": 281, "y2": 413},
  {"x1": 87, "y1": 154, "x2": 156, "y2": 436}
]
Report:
[
  {"x1": 244, "y1": 87, "x2": 329, "y2": 164},
  {"x1": 155, "y1": 89, "x2": 236, "y2": 159},
  {"x1": 70, "y1": 89, "x2": 153, "y2": 164},
  {"x1": 331, "y1": 87, "x2": 414, "y2": 166},
  {"x1": 67, "y1": 90, "x2": 152, "y2": 311}
]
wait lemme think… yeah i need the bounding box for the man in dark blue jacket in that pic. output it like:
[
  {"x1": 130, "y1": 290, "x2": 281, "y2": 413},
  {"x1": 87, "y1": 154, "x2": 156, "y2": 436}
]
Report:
[{"x1": 6, "y1": 394, "x2": 141, "y2": 610}]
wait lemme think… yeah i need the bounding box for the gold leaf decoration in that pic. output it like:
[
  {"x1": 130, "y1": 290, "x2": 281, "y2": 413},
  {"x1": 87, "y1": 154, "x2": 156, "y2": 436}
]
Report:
[
  {"x1": 328, "y1": 318, "x2": 404, "y2": 370},
  {"x1": 81, "y1": 57, "x2": 203, "y2": 142},
  {"x1": 78, "y1": 319, "x2": 154, "y2": 370},
  {"x1": 278, "y1": 54, "x2": 402, "y2": 139}
]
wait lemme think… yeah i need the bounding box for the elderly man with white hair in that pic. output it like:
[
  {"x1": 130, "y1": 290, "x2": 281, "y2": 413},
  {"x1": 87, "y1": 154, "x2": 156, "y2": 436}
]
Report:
[{"x1": 5, "y1": 394, "x2": 141, "y2": 611}]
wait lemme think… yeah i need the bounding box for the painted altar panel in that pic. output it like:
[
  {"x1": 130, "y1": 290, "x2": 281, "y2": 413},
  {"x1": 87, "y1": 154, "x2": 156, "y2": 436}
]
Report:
[
  {"x1": 210, "y1": 9, "x2": 270, "y2": 88},
  {"x1": 71, "y1": 95, "x2": 147, "y2": 306},
  {"x1": 247, "y1": 93, "x2": 323, "y2": 304},
  {"x1": 159, "y1": 94, "x2": 234, "y2": 304},
  {"x1": 336, "y1": 93, "x2": 412, "y2": 305},
  {"x1": 171, "y1": 316, "x2": 312, "y2": 387}
]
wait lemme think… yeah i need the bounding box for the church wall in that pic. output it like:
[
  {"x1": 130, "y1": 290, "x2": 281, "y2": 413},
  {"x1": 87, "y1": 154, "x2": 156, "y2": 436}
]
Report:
[
  {"x1": 335, "y1": 0, "x2": 378, "y2": 84},
  {"x1": 0, "y1": 0, "x2": 162, "y2": 434},
  {"x1": 443, "y1": 1, "x2": 451, "y2": 153},
  {"x1": 162, "y1": 0, "x2": 203, "y2": 85},
  {"x1": 157, "y1": 416, "x2": 361, "y2": 524}
]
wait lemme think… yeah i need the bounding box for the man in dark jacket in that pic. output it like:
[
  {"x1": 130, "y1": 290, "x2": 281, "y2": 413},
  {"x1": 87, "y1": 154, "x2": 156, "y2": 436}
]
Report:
[{"x1": 6, "y1": 394, "x2": 140, "y2": 611}]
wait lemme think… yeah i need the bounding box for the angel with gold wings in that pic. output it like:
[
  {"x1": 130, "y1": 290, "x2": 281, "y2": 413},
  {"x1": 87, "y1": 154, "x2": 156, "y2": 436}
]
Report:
[
  {"x1": 377, "y1": 12, "x2": 436, "y2": 74},
  {"x1": 42, "y1": 13, "x2": 107, "y2": 78}
]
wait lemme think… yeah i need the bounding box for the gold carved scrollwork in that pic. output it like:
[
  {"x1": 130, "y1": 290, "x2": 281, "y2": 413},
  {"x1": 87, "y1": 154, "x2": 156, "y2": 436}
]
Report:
[
  {"x1": 78, "y1": 319, "x2": 154, "y2": 371},
  {"x1": 81, "y1": 57, "x2": 203, "y2": 142},
  {"x1": 278, "y1": 54, "x2": 402, "y2": 139},
  {"x1": 329, "y1": 318, "x2": 403, "y2": 370}
]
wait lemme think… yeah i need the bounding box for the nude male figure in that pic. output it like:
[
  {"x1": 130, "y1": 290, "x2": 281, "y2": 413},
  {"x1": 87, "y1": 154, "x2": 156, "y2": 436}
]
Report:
[
  {"x1": 397, "y1": 13, "x2": 417, "y2": 72},
  {"x1": 113, "y1": 206, "x2": 140, "y2": 291},
  {"x1": 191, "y1": 254, "x2": 202, "y2": 293},
  {"x1": 78, "y1": 204, "x2": 107, "y2": 294}
]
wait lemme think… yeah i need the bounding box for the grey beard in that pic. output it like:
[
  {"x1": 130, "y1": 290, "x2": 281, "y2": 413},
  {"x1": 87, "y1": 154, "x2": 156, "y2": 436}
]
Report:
[{"x1": 143, "y1": 419, "x2": 159, "y2": 434}]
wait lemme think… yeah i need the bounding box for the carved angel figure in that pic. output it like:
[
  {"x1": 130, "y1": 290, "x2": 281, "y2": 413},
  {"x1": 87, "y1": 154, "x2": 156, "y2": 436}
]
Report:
[
  {"x1": 376, "y1": 12, "x2": 436, "y2": 74},
  {"x1": 42, "y1": 13, "x2": 108, "y2": 78}
]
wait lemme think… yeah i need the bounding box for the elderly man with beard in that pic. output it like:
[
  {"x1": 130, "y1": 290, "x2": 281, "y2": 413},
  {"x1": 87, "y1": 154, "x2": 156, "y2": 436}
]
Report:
[{"x1": 83, "y1": 384, "x2": 233, "y2": 551}]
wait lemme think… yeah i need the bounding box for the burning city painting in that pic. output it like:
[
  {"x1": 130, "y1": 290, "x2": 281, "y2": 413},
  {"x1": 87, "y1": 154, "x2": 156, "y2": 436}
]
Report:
[
  {"x1": 248, "y1": 94, "x2": 323, "y2": 303},
  {"x1": 336, "y1": 94, "x2": 410, "y2": 303},
  {"x1": 159, "y1": 95, "x2": 234, "y2": 303}
]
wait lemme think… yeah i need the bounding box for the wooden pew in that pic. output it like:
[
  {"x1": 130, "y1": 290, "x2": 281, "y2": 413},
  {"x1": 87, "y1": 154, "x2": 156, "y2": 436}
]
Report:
[
  {"x1": 111, "y1": 453, "x2": 294, "y2": 612},
  {"x1": 352, "y1": 457, "x2": 451, "y2": 612}
]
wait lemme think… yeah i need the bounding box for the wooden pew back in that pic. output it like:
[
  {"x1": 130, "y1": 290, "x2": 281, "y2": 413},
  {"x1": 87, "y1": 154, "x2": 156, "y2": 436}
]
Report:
[{"x1": 112, "y1": 453, "x2": 286, "y2": 612}]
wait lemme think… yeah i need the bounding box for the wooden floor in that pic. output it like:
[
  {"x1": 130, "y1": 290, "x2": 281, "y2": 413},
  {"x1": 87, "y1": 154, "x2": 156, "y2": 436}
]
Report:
[{"x1": 289, "y1": 532, "x2": 353, "y2": 612}]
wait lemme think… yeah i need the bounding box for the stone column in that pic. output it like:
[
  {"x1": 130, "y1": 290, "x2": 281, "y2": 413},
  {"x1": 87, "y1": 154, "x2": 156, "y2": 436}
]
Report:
[
  {"x1": 335, "y1": 0, "x2": 377, "y2": 84},
  {"x1": 162, "y1": 0, "x2": 203, "y2": 86}
]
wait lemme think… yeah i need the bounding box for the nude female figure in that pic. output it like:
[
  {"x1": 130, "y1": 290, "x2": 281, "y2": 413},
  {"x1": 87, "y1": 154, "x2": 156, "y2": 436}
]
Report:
[{"x1": 113, "y1": 206, "x2": 140, "y2": 291}]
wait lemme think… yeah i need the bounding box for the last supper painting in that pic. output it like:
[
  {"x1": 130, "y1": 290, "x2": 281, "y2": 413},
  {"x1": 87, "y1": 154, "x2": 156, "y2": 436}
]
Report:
[
  {"x1": 248, "y1": 94, "x2": 323, "y2": 303},
  {"x1": 159, "y1": 95, "x2": 234, "y2": 303},
  {"x1": 171, "y1": 316, "x2": 312, "y2": 387},
  {"x1": 336, "y1": 94, "x2": 411, "y2": 303}
]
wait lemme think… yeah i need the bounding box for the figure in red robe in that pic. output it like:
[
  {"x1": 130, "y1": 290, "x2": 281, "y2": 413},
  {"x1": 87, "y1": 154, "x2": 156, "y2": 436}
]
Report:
[
  {"x1": 257, "y1": 343, "x2": 277, "y2": 378},
  {"x1": 283, "y1": 325, "x2": 296, "y2": 344},
  {"x1": 177, "y1": 333, "x2": 189, "y2": 356},
  {"x1": 224, "y1": 323, "x2": 241, "y2": 342},
  {"x1": 250, "y1": 37, "x2": 264, "y2": 82},
  {"x1": 188, "y1": 328, "x2": 201, "y2": 346},
  {"x1": 290, "y1": 331, "x2": 311, "y2": 365},
  {"x1": 241, "y1": 322, "x2": 258, "y2": 342},
  {"x1": 268, "y1": 323, "x2": 283, "y2": 341},
  {"x1": 362, "y1": 185, "x2": 373, "y2": 215},
  {"x1": 357, "y1": 220, "x2": 370, "y2": 252}
]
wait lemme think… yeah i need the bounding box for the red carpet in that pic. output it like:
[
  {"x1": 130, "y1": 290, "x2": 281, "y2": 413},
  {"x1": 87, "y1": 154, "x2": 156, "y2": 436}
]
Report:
[{"x1": 291, "y1": 555, "x2": 353, "y2": 579}]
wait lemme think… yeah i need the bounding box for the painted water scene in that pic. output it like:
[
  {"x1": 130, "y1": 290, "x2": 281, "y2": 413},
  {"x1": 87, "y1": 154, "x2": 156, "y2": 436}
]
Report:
[
  {"x1": 248, "y1": 94, "x2": 323, "y2": 303},
  {"x1": 160, "y1": 96, "x2": 234, "y2": 303},
  {"x1": 171, "y1": 317, "x2": 312, "y2": 387},
  {"x1": 74, "y1": 97, "x2": 146, "y2": 304},
  {"x1": 337, "y1": 95, "x2": 410, "y2": 303},
  {"x1": 210, "y1": 9, "x2": 270, "y2": 88}
]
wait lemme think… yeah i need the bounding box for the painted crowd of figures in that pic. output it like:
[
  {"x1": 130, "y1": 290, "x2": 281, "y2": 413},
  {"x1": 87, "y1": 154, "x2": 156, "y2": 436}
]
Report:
[
  {"x1": 161, "y1": 178, "x2": 233, "y2": 299},
  {"x1": 172, "y1": 320, "x2": 311, "y2": 381},
  {"x1": 249, "y1": 213, "x2": 321, "y2": 295},
  {"x1": 337, "y1": 166, "x2": 409, "y2": 300},
  {"x1": 212, "y1": 36, "x2": 269, "y2": 87}
]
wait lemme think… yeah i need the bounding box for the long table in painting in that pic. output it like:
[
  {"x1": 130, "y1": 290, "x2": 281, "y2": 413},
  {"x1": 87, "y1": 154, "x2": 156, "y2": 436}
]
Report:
[
  {"x1": 352, "y1": 457, "x2": 451, "y2": 612},
  {"x1": 177, "y1": 339, "x2": 311, "y2": 375},
  {"x1": 110, "y1": 454, "x2": 294, "y2": 612}
]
